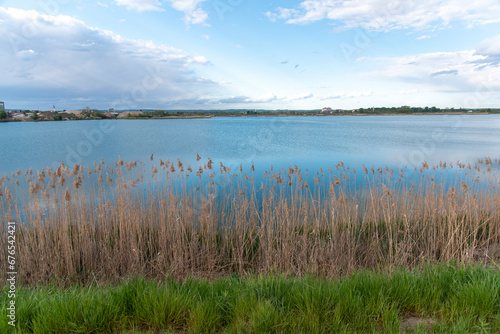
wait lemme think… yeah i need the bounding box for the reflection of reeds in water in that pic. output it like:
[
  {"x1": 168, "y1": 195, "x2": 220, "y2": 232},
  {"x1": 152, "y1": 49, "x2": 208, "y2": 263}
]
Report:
[{"x1": 1, "y1": 156, "x2": 500, "y2": 286}]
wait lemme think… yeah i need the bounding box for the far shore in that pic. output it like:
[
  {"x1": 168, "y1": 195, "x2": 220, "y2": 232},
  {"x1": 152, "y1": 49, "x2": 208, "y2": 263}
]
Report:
[{"x1": 1, "y1": 110, "x2": 498, "y2": 123}]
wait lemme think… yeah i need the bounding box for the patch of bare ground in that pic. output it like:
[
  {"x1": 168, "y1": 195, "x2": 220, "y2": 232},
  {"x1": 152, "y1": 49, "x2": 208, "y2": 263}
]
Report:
[{"x1": 400, "y1": 316, "x2": 436, "y2": 333}]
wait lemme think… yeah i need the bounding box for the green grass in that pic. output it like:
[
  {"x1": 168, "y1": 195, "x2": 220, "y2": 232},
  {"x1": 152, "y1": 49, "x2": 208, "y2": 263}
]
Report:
[{"x1": 2, "y1": 263, "x2": 500, "y2": 333}]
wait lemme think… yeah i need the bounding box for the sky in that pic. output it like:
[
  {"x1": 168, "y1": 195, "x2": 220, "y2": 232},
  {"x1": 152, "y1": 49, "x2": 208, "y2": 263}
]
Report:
[{"x1": 1, "y1": 0, "x2": 500, "y2": 110}]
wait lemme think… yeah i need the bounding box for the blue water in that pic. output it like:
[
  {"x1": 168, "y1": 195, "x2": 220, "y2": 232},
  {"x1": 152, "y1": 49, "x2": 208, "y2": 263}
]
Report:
[{"x1": 1, "y1": 115, "x2": 499, "y2": 175}]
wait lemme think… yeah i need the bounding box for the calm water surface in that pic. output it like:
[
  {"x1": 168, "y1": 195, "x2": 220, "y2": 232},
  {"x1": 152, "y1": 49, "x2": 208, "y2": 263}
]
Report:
[{"x1": 1, "y1": 115, "x2": 499, "y2": 175}]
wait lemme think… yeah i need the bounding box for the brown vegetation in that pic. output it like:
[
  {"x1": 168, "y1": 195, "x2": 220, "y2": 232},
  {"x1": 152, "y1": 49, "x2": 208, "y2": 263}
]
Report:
[{"x1": 1, "y1": 156, "x2": 499, "y2": 286}]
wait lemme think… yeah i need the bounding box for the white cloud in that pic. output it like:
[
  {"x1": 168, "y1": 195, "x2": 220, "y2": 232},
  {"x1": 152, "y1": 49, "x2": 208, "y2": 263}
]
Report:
[
  {"x1": 269, "y1": 0, "x2": 500, "y2": 31},
  {"x1": 97, "y1": 2, "x2": 108, "y2": 8},
  {"x1": 114, "y1": 0, "x2": 163, "y2": 12},
  {"x1": 288, "y1": 92, "x2": 314, "y2": 101},
  {"x1": 359, "y1": 37, "x2": 500, "y2": 97},
  {"x1": 477, "y1": 35, "x2": 500, "y2": 54},
  {"x1": 265, "y1": 8, "x2": 298, "y2": 22},
  {"x1": 475, "y1": 34, "x2": 500, "y2": 64},
  {"x1": 321, "y1": 91, "x2": 373, "y2": 100},
  {"x1": 217, "y1": 96, "x2": 249, "y2": 104},
  {"x1": 398, "y1": 89, "x2": 419, "y2": 95},
  {"x1": 165, "y1": 0, "x2": 208, "y2": 24},
  {"x1": 416, "y1": 34, "x2": 435, "y2": 40},
  {"x1": 246, "y1": 94, "x2": 285, "y2": 103},
  {"x1": 114, "y1": 0, "x2": 208, "y2": 24},
  {"x1": 214, "y1": 93, "x2": 313, "y2": 105},
  {"x1": 0, "y1": 7, "x2": 217, "y2": 109},
  {"x1": 188, "y1": 55, "x2": 209, "y2": 64},
  {"x1": 16, "y1": 49, "x2": 37, "y2": 60}
]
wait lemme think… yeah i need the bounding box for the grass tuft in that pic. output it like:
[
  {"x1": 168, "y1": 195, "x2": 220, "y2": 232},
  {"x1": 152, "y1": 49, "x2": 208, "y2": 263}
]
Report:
[{"x1": 2, "y1": 264, "x2": 500, "y2": 333}]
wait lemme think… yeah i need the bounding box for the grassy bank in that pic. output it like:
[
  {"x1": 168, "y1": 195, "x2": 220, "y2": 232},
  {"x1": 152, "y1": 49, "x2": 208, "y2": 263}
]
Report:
[
  {"x1": 1, "y1": 156, "x2": 500, "y2": 285},
  {"x1": 2, "y1": 263, "x2": 500, "y2": 333}
]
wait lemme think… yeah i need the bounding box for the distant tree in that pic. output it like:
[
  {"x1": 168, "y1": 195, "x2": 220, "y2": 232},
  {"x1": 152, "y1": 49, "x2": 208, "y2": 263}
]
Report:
[
  {"x1": 92, "y1": 110, "x2": 106, "y2": 119},
  {"x1": 53, "y1": 114, "x2": 63, "y2": 121},
  {"x1": 397, "y1": 106, "x2": 412, "y2": 114},
  {"x1": 0, "y1": 110, "x2": 6, "y2": 120},
  {"x1": 151, "y1": 110, "x2": 167, "y2": 117}
]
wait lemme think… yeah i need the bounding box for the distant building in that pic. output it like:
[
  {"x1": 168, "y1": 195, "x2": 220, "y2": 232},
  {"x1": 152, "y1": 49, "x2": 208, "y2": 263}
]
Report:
[
  {"x1": 322, "y1": 107, "x2": 333, "y2": 114},
  {"x1": 0, "y1": 101, "x2": 4, "y2": 112}
]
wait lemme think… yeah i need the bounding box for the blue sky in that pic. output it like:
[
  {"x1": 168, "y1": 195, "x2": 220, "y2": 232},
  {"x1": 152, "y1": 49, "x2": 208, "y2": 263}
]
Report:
[{"x1": 1, "y1": 0, "x2": 500, "y2": 110}]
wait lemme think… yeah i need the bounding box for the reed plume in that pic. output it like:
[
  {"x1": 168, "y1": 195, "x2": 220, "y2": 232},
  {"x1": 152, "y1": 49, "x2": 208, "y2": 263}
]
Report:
[{"x1": 0, "y1": 156, "x2": 499, "y2": 287}]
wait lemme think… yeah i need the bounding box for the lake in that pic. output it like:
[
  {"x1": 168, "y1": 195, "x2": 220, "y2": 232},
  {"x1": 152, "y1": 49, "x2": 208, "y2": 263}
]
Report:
[{"x1": 1, "y1": 114, "x2": 500, "y2": 175}]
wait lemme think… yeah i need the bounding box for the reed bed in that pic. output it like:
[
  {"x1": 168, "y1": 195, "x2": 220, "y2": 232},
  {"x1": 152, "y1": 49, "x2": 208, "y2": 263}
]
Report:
[{"x1": 1, "y1": 155, "x2": 499, "y2": 286}]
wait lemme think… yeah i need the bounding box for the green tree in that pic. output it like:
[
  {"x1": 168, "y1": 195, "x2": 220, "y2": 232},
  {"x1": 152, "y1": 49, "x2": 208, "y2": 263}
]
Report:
[
  {"x1": 0, "y1": 110, "x2": 7, "y2": 120},
  {"x1": 31, "y1": 112, "x2": 40, "y2": 121},
  {"x1": 92, "y1": 110, "x2": 105, "y2": 119},
  {"x1": 53, "y1": 114, "x2": 63, "y2": 121}
]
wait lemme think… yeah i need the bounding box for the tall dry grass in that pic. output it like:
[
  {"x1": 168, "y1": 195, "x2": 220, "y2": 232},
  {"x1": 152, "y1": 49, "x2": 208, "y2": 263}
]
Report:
[{"x1": 1, "y1": 156, "x2": 499, "y2": 286}]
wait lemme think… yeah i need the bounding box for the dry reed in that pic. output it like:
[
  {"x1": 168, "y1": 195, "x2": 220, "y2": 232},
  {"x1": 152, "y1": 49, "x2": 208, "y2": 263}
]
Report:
[{"x1": 1, "y1": 156, "x2": 499, "y2": 286}]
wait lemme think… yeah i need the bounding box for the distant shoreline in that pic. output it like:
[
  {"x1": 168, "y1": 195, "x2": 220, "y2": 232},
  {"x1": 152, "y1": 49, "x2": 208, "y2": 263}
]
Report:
[{"x1": 1, "y1": 111, "x2": 498, "y2": 123}]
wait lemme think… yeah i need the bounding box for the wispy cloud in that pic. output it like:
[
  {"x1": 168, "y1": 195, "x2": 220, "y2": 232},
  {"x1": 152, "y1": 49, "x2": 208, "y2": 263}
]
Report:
[
  {"x1": 217, "y1": 93, "x2": 310, "y2": 105},
  {"x1": 360, "y1": 36, "x2": 500, "y2": 94},
  {"x1": 218, "y1": 96, "x2": 249, "y2": 104},
  {"x1": 114, "y1": 0, "x2": 163, "y2": 12},
  {"x1": 475, "y1": 34, "x2": 500, "y2": 65},
  {"x1": 114, "y1": 0, "x2": 208, "y2": 24},
  {"x1": 165, "y1": 0, "x2": 208, "y2": 24},
  {"x1": 416, "y1": 34, "x2": 436, "y2": 40},
  {"x1": 321, "y1": 91, "x2": 373, "y2": 100},
  {"x1": 287, "y1": 92, "x2": 313, "y2": 101},
  {"x1": 398, "y1": 89, "x2": 419, "y2": 95},
  {"x1": 265, "y1": 7, "x2": 298, "y2": 23},
  {"x1": 267, "y1": 0, "x2": 500, "y2": 31},
  {"x1": 430, "y1": 69, "x2": 459, "y2": 77},
  {"x1": 246, "y1": 94, "x2": 284, "y2": 103}
]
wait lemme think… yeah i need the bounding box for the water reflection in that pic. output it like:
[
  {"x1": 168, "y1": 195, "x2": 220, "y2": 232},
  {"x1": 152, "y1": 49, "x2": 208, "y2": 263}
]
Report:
[
  {"x1": 2, "y1": 155, "x2": 499, "y2": 222},
  {"x1": 1, "y1": 115, "x2": 500, "y2": 176}
]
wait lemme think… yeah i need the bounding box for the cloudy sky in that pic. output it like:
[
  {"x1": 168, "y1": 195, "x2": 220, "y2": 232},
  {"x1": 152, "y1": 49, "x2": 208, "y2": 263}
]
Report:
[{"x1": 1, "y1": 0, "x2": 500, "y2": 110}]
